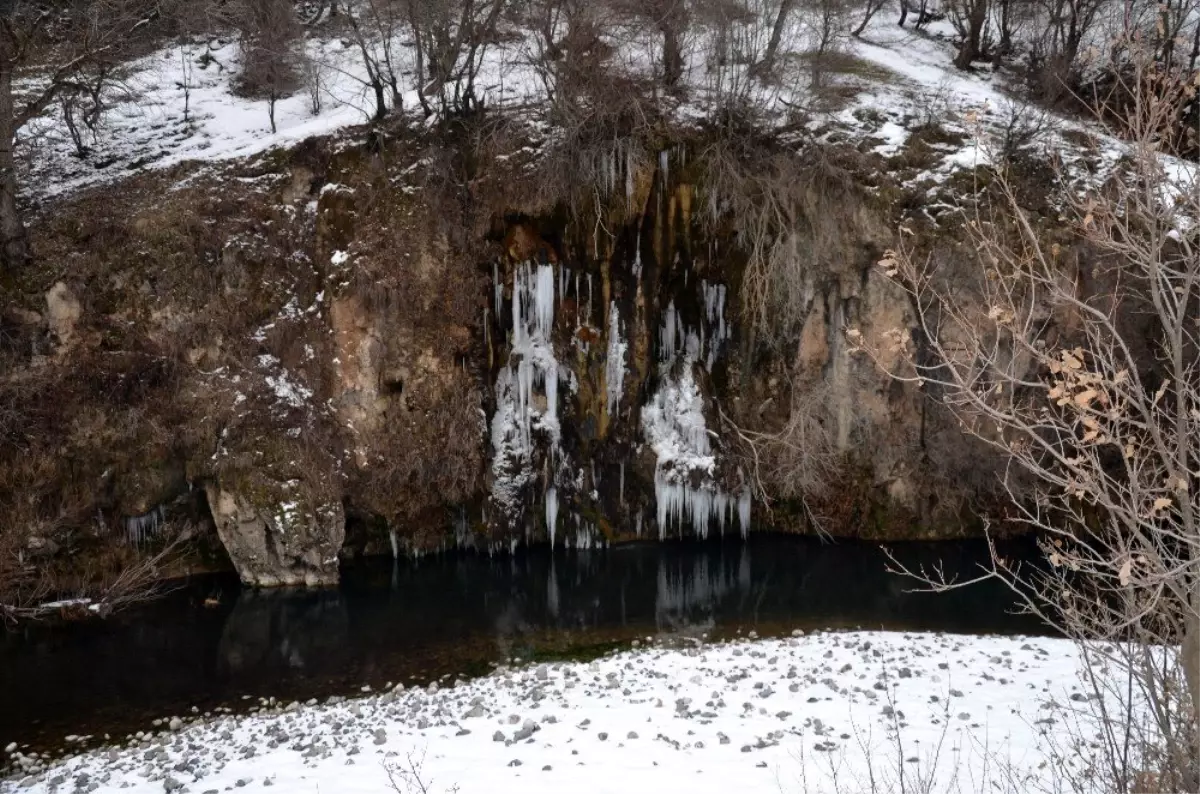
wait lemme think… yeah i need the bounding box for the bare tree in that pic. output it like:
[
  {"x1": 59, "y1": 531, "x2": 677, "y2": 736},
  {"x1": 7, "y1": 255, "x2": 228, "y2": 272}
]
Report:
[
  {"x1": 948, "y1": 0, "x2": 989, "y2": 68},
  {"x1": 0, "y1": 0, "x2": 170, "y2": 272},
  {"x1": 341, "y1": 0, "x2": 406, "y2": 122},
  {"x1": 852, "y1": 0, "x2": 889, "y2": 37},
  {"x1": 856, "y1": 51, "x2": 1199, "y2": 791},
  {"x1": 754, "y1": 0, "x2": 796, "y2": 77},
  {"x1": 231, "y1": 0, "x2": 304, "y2": 133},
  {"x1": 406, "y1": 0, "x2": 508, "y2": 116}
]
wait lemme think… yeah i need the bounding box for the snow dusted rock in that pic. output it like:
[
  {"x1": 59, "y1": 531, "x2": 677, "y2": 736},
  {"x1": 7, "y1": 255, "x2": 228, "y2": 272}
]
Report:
[
  {"x1": 45, "y1": 281, "x2": 82, "y2": 352},
  {"x1": 204, "y1": 484, "x2": 344, "y2": 587}
]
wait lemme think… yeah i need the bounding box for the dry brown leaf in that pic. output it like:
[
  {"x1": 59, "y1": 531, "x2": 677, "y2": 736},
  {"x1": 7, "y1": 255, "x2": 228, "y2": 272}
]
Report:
[{"x1": 1118, "y1": 558, "x2": 1132, "y2": 586}]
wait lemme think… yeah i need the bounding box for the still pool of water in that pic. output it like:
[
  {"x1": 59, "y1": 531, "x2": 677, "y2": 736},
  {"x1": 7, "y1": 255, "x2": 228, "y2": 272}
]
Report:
[{"x1": 0, "y1": 535, "x2": 1046, "y2": 749}]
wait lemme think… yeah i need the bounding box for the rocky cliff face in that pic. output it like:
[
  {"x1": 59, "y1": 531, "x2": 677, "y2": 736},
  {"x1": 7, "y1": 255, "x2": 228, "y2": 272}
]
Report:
[{"x1": 0, "y1": 125, "x2": 1008, "y2": 589}]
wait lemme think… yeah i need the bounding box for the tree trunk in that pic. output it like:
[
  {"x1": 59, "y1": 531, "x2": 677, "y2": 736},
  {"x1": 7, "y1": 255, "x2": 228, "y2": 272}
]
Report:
[
  {"x1": 0, "y1": 61, "x2": 28, "y2": 273},
  {"x1": 954, "y1": 0, "x2": 987, "y2": 69},
  {"x1": 660, "y1": 7, "x2": 685, "y2": 88},
  {"x1": 758, "y1": 0, "x2": 796, "y2": 75}
]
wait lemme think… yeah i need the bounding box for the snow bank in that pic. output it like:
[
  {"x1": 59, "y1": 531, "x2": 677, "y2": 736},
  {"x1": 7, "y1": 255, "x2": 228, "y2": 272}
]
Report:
[{"x1": 2, "y1": 631, "x2": 1117, "y2": 794}]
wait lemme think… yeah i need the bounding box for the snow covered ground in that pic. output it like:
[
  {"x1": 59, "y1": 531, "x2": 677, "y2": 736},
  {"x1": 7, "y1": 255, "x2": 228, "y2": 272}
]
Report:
[
  {"x1": 3, "y1": 630, "x2": 1115, "y2": 794},
  {"x1": 18, "y1": 9, "x2": 1141, "y2": 206}
]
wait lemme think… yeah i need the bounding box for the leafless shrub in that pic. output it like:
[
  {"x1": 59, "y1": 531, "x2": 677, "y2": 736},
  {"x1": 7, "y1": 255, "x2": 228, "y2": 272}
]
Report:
[
  {"x1": 341, "y1": 0, "x2": 407, "y2": 122},
  {"x1": 990, "y1": 96, "x2": 1056, "y2": 164},
  {"x1": 407, "y1": 0, "x2": 509, "y2": 117},
  {"x1": 858, "y1": 50, "x2": 1200, "y2": 793},
  {"x1": 699, "y1": 131, "x2": 882, "y2": 349}
]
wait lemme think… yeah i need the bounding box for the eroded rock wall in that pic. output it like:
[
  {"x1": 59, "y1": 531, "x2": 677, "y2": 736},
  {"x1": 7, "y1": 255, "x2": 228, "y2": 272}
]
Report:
[{"x1": 2, "y1": 128, "x2": 1012, "y2": 591}]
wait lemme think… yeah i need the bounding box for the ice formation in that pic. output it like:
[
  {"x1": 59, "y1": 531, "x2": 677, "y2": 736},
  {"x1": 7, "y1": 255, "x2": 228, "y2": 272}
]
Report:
[
  {"x1": 491, "y1": 262, "x2": 564, "y2": 527},
  {"x1": 641, "y1": 280, "x2": 750, "y2": 540},
  {"x1": 545, "y1": 486, "x2": 559, "y2": 548},
  {"x1": 124, "y1": 505, "x2": 165, "y2": 546},
  {"x1": 606, "y1": 302, "x2": 626, "y2": 416}
]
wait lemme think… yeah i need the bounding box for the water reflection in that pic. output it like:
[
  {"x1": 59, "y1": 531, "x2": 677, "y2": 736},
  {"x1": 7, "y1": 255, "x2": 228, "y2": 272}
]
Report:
[{"x1": 0, "y1": 535, "x2": 1043, "y2": 748}]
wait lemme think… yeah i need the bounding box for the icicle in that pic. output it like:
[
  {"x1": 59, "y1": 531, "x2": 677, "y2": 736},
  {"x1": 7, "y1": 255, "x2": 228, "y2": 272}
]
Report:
[
  {"x1": 546, "y1": 362, "x2": 558, "y2": 421},
  {"x1": 586, "y1": 274, "x2": 593, "y2": 325},
  {"x1": 606, "y1": 302, "x2": 626, "y2": 416},
  {"x1": 619, "y1": 462, "x2": 625, "y2": 507},
  {"x1": 660, "y1": 300, "x2": 677, "y2": 362},
  {"x1": 512, "y1": 264, "x2": 525, "y2": 347},
  {"x1": 635, "y1": 512, "x2": 643, "y2": 537},
  {"x1": 535, "y1": 264, "x2": 555, "y2": 338},
  {"x1": 545, "y1": 486, "x2": 558, "y2": 548},
  {"x1": 659, "y1": 149, "x2": 669, "y2": 188},
  {"x1": 389, "y1": 529, "x2": 399, "y2": 559}
]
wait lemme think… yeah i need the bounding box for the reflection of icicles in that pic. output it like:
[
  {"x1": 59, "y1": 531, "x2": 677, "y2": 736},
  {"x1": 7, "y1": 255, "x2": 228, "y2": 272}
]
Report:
[
  {"x1": 545, "y1": 486, "x2": 558, "y2": 548},
  {"x1": 389, "y1": 529, "x2": 399, "y2": 559},
  {"x1": 655, "y1": 554, "x2": 738, "y2": 632},
  {"x1": 547, "y1": 556, "x2": 559, "y2": 618},
  {"x1": 738, "y1": 544, "x2": 751, "y2": 591}
]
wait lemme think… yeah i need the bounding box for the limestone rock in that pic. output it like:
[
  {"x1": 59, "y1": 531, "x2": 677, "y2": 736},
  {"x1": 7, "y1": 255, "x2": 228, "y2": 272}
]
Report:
[
  {"x1": 205, "y1": 482, "x2": 344, "y2": 587},
  {"x1": 45, "y1": 282, "x2": 82, "y2": 350}
]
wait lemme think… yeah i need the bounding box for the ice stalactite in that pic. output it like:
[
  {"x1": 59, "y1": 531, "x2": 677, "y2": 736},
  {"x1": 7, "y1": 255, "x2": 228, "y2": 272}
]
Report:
[
  {"x1": 124, "y1": 505, "x2": 165, "y2": 546},
  {"x1": 660, "y1": 300, "x2": 686, "y2": 363},
  {"x1": 389, "y1": 529, "x2": 399, "y2": 560},
  {"x1": 641, "y1": 283, "x2": 751, "y2": 540},
  {"x1": 545, "y1": 486, "x2": 558, "y2": 549},
  {"x1": 606, "y1": 302, "x2": 627, "y2": 416},
  {"x1": 701, "y1": 280, "x2": 730, "y2": 372},
  {"x1": 491, "y1": 261, "x2": 564, "y2": 530}
]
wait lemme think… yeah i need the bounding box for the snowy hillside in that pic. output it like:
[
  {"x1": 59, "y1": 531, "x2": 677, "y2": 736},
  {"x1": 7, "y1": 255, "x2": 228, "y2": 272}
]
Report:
[{"x1": 19, "y1": 9, "x2": 1157, "y2": 206}]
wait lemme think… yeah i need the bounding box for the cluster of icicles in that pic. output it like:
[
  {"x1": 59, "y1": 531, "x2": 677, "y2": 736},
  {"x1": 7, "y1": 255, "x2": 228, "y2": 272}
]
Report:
[
  {"x1": 643, "y1": 280, "x2": 750, "y2": 541},
  {"x1": 487, "y1": 247, "x2": 750, "y2": 548}
]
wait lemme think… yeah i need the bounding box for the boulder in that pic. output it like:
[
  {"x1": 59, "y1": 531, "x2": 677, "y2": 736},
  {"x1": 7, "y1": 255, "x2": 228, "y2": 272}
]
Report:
[{"x1": 205, "y1": 481, "x2": 344, "y2": 587}]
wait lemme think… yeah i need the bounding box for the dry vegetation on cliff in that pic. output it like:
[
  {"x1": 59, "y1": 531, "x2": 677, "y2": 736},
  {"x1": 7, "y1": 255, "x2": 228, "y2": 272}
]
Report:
[{"x1": 0, "y1": 0, "x2": 1195, "y2": 612}]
